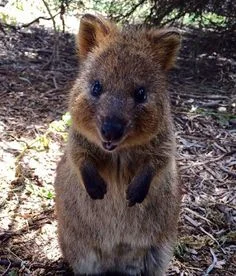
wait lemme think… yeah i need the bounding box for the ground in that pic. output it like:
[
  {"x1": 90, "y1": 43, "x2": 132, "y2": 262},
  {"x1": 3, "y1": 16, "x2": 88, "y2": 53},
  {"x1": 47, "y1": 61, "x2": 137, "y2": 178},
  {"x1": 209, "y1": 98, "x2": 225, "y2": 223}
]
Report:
[{"x1": 0, "y1": 25, "x2": 235, "y2": 275}]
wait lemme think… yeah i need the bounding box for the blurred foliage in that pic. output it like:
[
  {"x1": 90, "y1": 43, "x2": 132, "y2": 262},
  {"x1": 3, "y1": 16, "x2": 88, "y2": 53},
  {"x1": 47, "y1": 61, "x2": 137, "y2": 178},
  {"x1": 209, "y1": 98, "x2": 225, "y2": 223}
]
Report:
[
  {"x1": 1, "y1": 0, "x2": 235, "y2": 31},
  {"x1": 37, "y1": 111, "x2": 71, "y2": 150},
  {"x1": 55, "y1": 0, "x2": 236, "y2": 30},
  {"x1": 143, "y1": 0, "x2": 235, "y2": 30},
  {"x1": 65, "y1": 0, "x2": 235, "y2": 30}
]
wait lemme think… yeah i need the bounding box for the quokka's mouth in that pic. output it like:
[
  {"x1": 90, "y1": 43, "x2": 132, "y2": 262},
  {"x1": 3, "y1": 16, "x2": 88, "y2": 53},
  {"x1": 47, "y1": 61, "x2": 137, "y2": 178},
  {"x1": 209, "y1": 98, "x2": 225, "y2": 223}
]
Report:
[{"x1": 102, "y1": 141, "x2": 118, "y2": 151}]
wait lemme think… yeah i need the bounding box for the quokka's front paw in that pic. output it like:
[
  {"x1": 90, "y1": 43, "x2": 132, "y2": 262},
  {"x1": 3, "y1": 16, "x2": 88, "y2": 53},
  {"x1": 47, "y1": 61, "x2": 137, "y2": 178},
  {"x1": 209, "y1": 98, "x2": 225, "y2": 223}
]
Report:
[
  {"x1": 81, "y1": 162, "x2": 107, "y2": 200},
  {"x1": 85, "y1": 175, "x2": 107, "y2": 200},
  {"x1": 126, "y1": 180, "x2": 149, "y2": 207},
  {"x1": 126, "y1": 167, "x2": 154, "y2": 207}
]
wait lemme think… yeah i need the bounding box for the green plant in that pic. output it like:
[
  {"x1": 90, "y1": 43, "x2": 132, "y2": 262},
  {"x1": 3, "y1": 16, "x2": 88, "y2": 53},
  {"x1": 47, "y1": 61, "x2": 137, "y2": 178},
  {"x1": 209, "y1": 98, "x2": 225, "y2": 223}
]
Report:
[
  {"x1": 174, "y1": 241, "x2": 187, "y2": 259},
  {"x1": 195, "y1": 107, "x2": 236, "y2": 127}
]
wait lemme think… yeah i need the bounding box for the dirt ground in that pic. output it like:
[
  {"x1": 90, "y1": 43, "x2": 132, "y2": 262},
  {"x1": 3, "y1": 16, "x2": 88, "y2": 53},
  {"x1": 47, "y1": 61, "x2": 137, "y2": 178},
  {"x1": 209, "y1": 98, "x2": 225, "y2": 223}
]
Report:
[{"x1": 0, "y1": 25, "x2": 235, "y2": 275}]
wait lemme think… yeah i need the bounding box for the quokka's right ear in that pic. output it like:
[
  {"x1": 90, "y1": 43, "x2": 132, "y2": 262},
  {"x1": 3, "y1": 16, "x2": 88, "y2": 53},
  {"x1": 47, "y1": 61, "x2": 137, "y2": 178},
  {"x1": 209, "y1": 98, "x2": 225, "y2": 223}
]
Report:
[
  {"x1": 76, "y1": 14, "x2": 117, "y2": 59},
  {"x1": 147, "y1": 29, "x2": 181, "y2": 71}
]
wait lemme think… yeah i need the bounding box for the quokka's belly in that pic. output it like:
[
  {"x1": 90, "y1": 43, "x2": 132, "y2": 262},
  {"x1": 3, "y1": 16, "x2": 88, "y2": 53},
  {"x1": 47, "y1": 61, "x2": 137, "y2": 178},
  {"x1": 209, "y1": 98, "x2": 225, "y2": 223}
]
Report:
[
  {"x1": 74, "y1": 182, "x2": 179, "y2": 249},
  {"x1": 55, "y1": 161, "x2": 180, "y2": 275}
]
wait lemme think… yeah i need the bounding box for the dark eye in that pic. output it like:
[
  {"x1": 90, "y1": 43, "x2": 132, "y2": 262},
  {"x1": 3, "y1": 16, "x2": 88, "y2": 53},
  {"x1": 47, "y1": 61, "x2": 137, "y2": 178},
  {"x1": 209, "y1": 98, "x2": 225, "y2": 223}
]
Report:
[
  {"x1": 134, "y1": 87, "x2": 147, "y2": 103},
  {"x1": 91, "y1": 80, "x2": 102, "y2": 97}
]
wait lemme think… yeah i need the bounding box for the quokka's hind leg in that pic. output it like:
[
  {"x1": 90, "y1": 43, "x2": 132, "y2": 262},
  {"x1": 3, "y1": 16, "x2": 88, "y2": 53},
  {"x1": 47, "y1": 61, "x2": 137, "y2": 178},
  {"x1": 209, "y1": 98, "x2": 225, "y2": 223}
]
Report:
[
  {"x1": 70, "y1": 249, "x2": 104, "y2": 275},
  {"x1": 143, "y1": 241, "x2": 174, "y2": 276},
  {"x1": 108, "y1": 244, "x2": 146, "y2": 275}
]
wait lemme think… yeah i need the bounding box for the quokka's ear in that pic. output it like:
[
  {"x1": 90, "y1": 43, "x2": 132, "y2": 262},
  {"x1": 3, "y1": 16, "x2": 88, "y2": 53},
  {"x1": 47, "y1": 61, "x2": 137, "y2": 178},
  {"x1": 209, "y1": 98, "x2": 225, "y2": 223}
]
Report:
[
  {"x1": 147, "y1": 29, "x2": 181, "y2": 71},
  {"x1": 76, "y1": 14, "x2": 117, "y2": 59}
]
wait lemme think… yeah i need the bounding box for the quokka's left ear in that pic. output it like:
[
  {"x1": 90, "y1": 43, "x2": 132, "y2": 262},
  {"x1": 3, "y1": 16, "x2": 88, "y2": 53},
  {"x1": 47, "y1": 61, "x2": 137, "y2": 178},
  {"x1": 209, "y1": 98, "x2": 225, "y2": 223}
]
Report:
[
  {"x1": 76, "y1": 14, "x2": 118, "y2": 60},
  {"x1": 147, "y1": 29, "x2": 181, "y2": 71}
]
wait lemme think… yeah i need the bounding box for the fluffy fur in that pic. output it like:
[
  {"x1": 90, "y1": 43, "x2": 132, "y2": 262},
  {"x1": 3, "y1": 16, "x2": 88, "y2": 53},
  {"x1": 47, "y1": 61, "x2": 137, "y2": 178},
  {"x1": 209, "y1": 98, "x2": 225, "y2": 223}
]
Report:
[{"x1": 54, "y1": 14, "x2": 182, "y2": 275}]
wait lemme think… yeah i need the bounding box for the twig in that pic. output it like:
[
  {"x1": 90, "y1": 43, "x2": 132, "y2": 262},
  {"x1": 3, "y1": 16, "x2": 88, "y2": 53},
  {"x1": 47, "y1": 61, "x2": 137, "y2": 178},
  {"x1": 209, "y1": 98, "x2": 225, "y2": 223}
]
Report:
[
  {"x1": 184, "y1": 214, "x2": 200, "y2": 227},
  {"x1": 203, "y1": 248, "x2": 218, "y2": 275},
  {"x1": 185, "y1": 213, "x2": 226, "y2": 253},
  {"x1": 1, "y1": 258, "x2": 11, "y2": 276},
  {"x1": 199, "y1": 226, "x2": 225, "y2": 254},
  {"x1": 0, "y1": 259, "x2": 54, "y2": 270},
  {"x1": 6, "y1": 135, "x2": 30, "y2": 147},
  {"x1": 220, "y1": 165, "x2": 236, "y2": 178},
  {"x1": 20, "y1": 12, "x2": 60, "y2": 28},
  {"x1": 200, "y1": 100, "x2": 221, "y2": 107},
  {"x1": 171, "y1": 91, "x2": 229, "y2": 101},
  {"x1": 213, "y1": 142, "x2": 228, "y2": 153},
  {"x1": 179, "y1": 153, "x2": 227, "y2": 171},
  {"x1": 0, "y1": 209, "x2": 53, "y2": 242},
  {"x1": 174, "y1": 259, "x2": 203, "y2": 272},
  {"x1": 114, "y1": 0, "x2": 146, "y2": 21},
  {"x1": 59, "y1": 2, "x2": 66, "y2": 33},
  {"x1": 7, "y1": 249, "x2": 31, "y2": 274},
  {"x1": 0, "y1": 259, "x2": 19, "y2": 267},
  {"x1": 203, "y1": 164, "x2": 222, "y2": 180},
  {"x1": 41, "y1": 0, "x2": 59, "y2": 67},
  {"x1": 53, "y1": 77, "x2": 58, "y2": 89},
  {"x1": 41, "y1": 0, "x2": 57, "y2": 32},
  {"x1": 185, "y1": 207, "x2": 214, "y2": 225},
  {"x1": 0, "y1": 91, "x2": 8, "y2": 100}
]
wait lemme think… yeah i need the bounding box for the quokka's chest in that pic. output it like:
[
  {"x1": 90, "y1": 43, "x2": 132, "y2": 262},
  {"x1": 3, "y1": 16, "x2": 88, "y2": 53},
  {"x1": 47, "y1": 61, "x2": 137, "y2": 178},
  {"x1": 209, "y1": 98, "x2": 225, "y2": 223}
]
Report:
[{"x1": 96, "y1": 153, "x2": 139, "y2": 189}]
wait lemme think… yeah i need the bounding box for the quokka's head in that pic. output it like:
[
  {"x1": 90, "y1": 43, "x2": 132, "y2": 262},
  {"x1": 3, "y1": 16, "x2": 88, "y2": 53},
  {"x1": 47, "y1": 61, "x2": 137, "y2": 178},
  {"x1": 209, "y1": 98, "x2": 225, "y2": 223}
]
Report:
[{"x1": 70, "y1": 14, "x2": 181, "y2": 152}]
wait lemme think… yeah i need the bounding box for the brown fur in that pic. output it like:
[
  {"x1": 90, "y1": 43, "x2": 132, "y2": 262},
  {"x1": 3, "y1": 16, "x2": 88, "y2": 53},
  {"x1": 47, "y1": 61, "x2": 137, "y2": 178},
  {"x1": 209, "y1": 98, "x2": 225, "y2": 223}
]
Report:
[{"x1": 54, "y1": 14, "x2": 182, "y2": 275}]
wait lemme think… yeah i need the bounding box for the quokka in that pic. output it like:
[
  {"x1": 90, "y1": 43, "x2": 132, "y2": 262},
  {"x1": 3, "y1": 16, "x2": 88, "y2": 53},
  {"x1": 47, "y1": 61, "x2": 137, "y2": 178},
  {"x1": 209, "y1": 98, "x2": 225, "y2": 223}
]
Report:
[{"x1": 54, "y1": 14, "x2": 182, "y2": 275}]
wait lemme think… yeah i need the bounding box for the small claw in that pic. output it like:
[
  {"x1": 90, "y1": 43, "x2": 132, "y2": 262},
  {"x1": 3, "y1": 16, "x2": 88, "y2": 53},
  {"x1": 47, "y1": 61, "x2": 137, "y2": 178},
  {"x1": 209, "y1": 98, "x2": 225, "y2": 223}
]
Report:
[{"x1": 128, "y1": 200, "x2": 136, "y2": 207}]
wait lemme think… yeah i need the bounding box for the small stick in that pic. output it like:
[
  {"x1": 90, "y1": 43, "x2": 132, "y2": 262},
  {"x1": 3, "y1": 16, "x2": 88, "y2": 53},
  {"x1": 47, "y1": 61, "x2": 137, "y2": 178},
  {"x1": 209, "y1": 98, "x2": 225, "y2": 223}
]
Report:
[
  {"x1": 203, "y1": 248, "x2": 218, "y2": 276},
  {"x1": 1, "y1": 259, "x2": 12, "y2": 276}
]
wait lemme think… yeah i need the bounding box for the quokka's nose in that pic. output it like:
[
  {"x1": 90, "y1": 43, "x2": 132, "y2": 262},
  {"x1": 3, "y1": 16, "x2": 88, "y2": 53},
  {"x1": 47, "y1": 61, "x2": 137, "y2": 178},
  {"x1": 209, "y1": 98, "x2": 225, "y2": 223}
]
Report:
[{"x1": 101, "y1": 117, "x2": 125, "y2": 142}]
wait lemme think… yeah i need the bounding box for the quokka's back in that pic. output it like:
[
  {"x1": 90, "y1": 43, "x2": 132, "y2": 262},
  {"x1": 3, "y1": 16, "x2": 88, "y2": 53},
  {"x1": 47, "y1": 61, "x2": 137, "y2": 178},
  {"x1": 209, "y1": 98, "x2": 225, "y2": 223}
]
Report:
[{"x1": 54, "y1": 14, "x2": 182, "y2": 275}]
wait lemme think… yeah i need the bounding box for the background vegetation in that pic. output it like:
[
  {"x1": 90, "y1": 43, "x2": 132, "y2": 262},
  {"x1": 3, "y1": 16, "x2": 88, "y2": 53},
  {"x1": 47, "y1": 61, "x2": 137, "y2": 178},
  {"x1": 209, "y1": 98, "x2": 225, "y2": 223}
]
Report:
[{"x1": 1, "y1": 0, "x2": 236, "y2": 31}]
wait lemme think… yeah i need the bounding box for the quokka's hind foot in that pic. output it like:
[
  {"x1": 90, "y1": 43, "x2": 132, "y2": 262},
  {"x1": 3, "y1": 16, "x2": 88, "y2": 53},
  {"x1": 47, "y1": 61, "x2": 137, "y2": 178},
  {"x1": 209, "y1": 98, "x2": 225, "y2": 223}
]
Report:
[{"x1": 143, "y1": 243, "x2": 174, "y2": 276}]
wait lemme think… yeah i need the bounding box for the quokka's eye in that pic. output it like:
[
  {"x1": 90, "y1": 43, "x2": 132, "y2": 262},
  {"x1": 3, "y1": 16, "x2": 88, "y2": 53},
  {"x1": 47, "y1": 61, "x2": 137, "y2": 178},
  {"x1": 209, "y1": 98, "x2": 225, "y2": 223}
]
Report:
[
  {"x1": 134, "y1": 87, "x2": 147, "y2": 103},
  {"x1": 91, "y1": 80, "x2": 102, "y2": 97}
]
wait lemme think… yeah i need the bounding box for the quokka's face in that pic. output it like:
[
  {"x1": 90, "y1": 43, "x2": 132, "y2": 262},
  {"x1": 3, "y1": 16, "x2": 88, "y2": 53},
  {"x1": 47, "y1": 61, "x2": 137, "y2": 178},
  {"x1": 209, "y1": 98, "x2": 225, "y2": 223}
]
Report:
[{"x1": 70, "y1": 14, "x2": 181, "y2": 152}]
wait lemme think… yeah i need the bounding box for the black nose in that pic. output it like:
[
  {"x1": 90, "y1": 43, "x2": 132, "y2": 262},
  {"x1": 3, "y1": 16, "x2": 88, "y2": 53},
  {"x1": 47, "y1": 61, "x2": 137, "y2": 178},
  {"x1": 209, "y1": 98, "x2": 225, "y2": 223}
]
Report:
[{"x1": 101, "y1": 117, "x2": 125, "y2": 142}]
